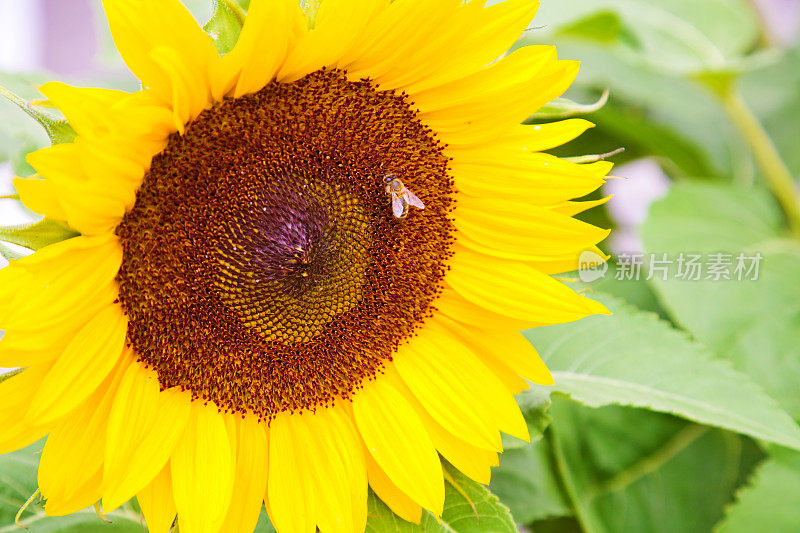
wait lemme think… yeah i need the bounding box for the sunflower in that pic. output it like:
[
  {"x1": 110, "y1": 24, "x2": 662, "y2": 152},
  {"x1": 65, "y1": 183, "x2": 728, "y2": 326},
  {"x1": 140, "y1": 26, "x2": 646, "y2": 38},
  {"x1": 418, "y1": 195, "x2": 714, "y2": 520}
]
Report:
[{"x1": 0, "y1": 0, "x2": 611, "y2": 532}]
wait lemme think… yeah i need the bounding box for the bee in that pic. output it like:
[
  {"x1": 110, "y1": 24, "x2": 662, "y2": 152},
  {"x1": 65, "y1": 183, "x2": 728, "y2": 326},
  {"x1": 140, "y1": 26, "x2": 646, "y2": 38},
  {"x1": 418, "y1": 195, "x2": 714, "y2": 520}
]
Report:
[{"x1": 383, "y1": 173, "x2": 425, "y2": 219}]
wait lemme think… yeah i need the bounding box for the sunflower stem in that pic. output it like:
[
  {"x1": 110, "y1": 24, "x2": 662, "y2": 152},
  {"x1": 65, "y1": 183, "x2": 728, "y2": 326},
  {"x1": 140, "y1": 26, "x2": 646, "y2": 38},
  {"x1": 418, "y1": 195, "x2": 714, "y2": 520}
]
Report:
[{"x1": 718, "y1": 88, "x2": 800, "y2": 237}]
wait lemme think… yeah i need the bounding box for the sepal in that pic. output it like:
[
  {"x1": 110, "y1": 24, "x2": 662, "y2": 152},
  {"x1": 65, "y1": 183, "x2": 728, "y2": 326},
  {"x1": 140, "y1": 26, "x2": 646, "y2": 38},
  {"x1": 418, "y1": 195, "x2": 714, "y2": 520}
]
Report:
[
  {"x1": 0, "y1": 218, "x2": 80, "y2": 254},
  {"x1": 204, "y1": 0, "x2": 246, "y2": 54},
  {"x1": 529, "y1": 88, "x2": 609, "y2": 120},
  {"x1": 0, "y1": 85, "x2": 76, "y2": 145}
]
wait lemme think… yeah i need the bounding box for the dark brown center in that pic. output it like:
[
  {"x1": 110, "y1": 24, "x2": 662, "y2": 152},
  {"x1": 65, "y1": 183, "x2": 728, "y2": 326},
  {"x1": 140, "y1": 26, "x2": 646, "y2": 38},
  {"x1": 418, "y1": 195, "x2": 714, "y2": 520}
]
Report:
[{"x1": 115, "y1": 69, "x2": 454, "y2": 417}]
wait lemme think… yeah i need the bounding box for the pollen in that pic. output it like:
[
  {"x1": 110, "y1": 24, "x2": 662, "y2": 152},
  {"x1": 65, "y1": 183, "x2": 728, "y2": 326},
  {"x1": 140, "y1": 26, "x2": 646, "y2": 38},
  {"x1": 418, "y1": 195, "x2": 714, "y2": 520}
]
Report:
[{"x1": 115, "y1": 70, "x2": 455, "y2": 418}]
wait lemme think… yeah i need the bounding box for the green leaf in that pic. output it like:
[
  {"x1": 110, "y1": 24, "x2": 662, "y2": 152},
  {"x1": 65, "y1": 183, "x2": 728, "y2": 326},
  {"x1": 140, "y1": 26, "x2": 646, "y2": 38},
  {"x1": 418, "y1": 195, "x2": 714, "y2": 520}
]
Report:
[
  {"x1": 740, "y1": 44, "x2": 800, "y2": 181},
  {"x1": 490, "y1": 390, "x2": 566, "y2": 524},
  {"x1": 525, "y1": 292, "x2": 800, "y2": 450},
  {"x1": 715, "y1": 448, "x2": 800, "y2": 533},
  {"x1": 530, "y1": 517, "x2": 584, "y2": 533},
  {"x1": 0, "y1": 218, "x2": 79, "y2": 251},
  {"x1": 557, "y1": 11, "x2": 638, "y2": 46},
  {"x1": 0, "y1": 442, "x2": 146, "y2": 532},
  {"x1": 253, "y1": 508, "x2": 277, "y2": 533},
  {"x1": 365, "y1": 464, "x2": 516, "y2": 532},
  {"x1": 534, "y1": 39, "x2": 748, "y2": 180},
  {"x1": 490, "y1": 437, "x2": 572, "y2": 525},
  {"x1": 530, "y1": 0, "x2": 760, "y2": 74},
  {"x1": 549, "y1": 400, "x2": 762, "y2": 533},
  {"x1": 640, "y1": 182, "x2": 800, "y2": 418},
  {"x1": 203, "y1": 0, "x2": 246, "y2": 55},
  {"x1": 576, "y1": 261, "x2": 667, "y2": 318},
  {"x1": 519, "y1": 0, "x2": 760, "y2": 181},
  {"x1": 585, "y1": 102, "x2": 718, "y2": 179}
]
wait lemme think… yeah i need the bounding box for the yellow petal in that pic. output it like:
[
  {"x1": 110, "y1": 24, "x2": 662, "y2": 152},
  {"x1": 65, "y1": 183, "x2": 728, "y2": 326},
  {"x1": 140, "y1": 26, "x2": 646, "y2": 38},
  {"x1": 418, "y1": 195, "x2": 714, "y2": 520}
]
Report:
[
  {"x1": 428, "y1": 314, "x2": 537, "y2": 393},
  {"x1": 452, "y1": 154, "x2": 610, "y2": 205},
  {"x1": 76, "y1": 136, "x2": 147, "y2": 188},
  {"x1": 398, "y1": 378, "x2": 498, "y2": 485},
  {"x1": 103, "y1": 361, "x2": 192, "y2": 512},
  {"x1": 219, "y1": 415, "x2": 268, "y2": 533},
  {"x1": 26, "y1": 143, "x2": 88, "y2": 186},
  {"x1": 343, "y1": 0, "x2": 463, "y2": 83},
  {"x1": 13, "y1": 176, "x2": 68, "y2": 220},
  {"x1": 266, "y1": 412, "x2": 316, "y2": 533},
  {"x1": 27, "y1": 304, "x2": 128, "y2": 424},
  {"x1": 278, "y1": 0, "x2": 387, "y2": 83},
  {"x1": 549, "y1": 196, "x2": 612, "y2": 217},
  {"x1": 172, "y1": 401, "x2": 236, "y2": 533},
  {"x1": 6, "y1": 235, "x2": 122, "y2": 330},
  {"x1": 39, "y1": 352, "x2": 131, "y2": 515},
  {"x1": 267, "y1": 405, "x2": 368, "y2": 533},
  {"x1": 425, "y1": 61, "x2": 580, "y2": 142},
  {"x1": 149, "y1": 46, "x2": 211, "y2": 132},
  {"x1": 396, "y1": 321, "x2": 529, "y2": 444},
  {"x1": 469, "y1": 326, "x2": 554, "y2": 386},
  {"x1": 350, "y1": 0, "x2": 480, "y2": 90},
  {"x1": 435, "y1": 288, "x2": 532, "y2": 331},
  {"x1": 352, "y1": 371, "x2": 444, "y2": 515},
  {"x1": 455, "y1": 196, "x2": 610, "y2": 260},
  {"x1": 58, "y1": 192, "x2": 126, "y2": 236},
  {"x1": 217, "y1": 0, "x2": 298, "y2": 99},
  {"x1": 24, "y1": 145, "x2": 136, "y2": 222},
  {"x1": 447, "y1": 247, "x2": 610, "y2": 325},
  {"x1": 0, "y1": 322, "x2": 79, "y2": 368},
  {"x1": 38, "y1": 82, "x2": 129, "y2": 138},
  {"x1": 110, "y1": 90, "x2": 177, "y2": 147},
  {"x1": 137, "y1": 463, "x2": 176, "y2": 533},
  {"x1": 102, "y1": 0, "x2": 217, "y2": 110},
  {"x1": 411, "y1": 45, "x2": 556, "y2": 114},
  {"x1": 2, "y1": 235, "x2": 121, "y2": 332},
  {"x1": 447, "y1": 119, "x2": 594, "y2": 153},
  {"x1": 304, "y1": 405, "x2": 368, "y2": 533},
  {"x1": 365, "y1": 450, "x2": 422, "y2": 524},
  {"x1": 42, "y1": 470, "x2": 104, "y2": 517},
  {"x1": 402, "y1": 0, "x2": 540, "y2": 94},
  {"x1": 0, "y1": 365, "x2": 52, "y2": 454},
  {"x1": 22, "y1": 145, "x2": 129, "y2": 233},
  {"x1": 394, "y1": 334, "x2": 502, "y2": 452}
]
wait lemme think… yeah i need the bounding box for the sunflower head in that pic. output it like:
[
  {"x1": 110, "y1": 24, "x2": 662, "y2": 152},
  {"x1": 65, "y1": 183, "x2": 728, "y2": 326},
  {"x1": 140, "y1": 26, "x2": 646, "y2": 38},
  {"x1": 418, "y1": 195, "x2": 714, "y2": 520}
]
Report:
[
  {"x1": 0, "y1": 0, "x2": 611, "y2": 532},
  {"x1": 115, "y1": 68, "x2": 457, "y2": 416}
]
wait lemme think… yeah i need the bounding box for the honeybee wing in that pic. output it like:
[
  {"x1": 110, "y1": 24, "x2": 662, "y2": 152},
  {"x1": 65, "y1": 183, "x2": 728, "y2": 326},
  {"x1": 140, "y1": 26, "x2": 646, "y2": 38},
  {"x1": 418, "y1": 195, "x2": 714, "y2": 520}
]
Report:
[
  {"x1": 403, "y1": 189, "x2": 425, "y2": 210},
  {"x1": 391, "y1": 194, "x2": 407, "y2": 218}
]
